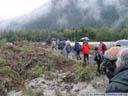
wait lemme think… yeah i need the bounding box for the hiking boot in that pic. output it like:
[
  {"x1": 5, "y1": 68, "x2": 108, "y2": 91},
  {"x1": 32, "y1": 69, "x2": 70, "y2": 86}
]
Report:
[{"x1": 82, "y1": 62, "x2": 86, "y2": 66}]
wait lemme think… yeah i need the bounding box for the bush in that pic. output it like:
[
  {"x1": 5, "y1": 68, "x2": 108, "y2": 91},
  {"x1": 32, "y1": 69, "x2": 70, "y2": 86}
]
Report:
[
  {"x1": 75, "y1": 61, "x2": 96, "y2": 81},
  {"x1": 0, "y1": 38, "x2": 7, "y2": 46},
  {"x1": 34, "y1": 59, "x2": 53, "y2": 73}
]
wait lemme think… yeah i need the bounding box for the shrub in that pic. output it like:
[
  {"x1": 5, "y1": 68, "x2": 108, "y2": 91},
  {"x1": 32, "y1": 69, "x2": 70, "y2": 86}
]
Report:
[
  {"x1": 19, "y1": 45, "x2": 35, "y2": 53},
  {"x1": 34, "y1": 59, "x2": 53, "y2": 73},
  {"x1": 0, "y1": 66, "x2": 20, "y2": 78},
  {"x1": 0, "y1": 38, "x2": 7, "y2": 46},
  {"x1": 75, "y1": 61, "x2": 96, "y2": 81}
]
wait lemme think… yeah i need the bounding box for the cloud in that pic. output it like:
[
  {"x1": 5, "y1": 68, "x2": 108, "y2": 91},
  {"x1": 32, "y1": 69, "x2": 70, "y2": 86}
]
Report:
[{"x1": 0, "y1": 0, "x2": 50, "y2": 20}]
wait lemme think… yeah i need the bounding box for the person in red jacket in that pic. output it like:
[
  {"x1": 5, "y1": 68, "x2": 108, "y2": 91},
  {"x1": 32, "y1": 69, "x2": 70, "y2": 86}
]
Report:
[
  {"x1": 81, "y1": 40, "x2": 90, "y2": 65},
  {"x1": 99, "y1": 42, "x2": 107, "y2": 54}
]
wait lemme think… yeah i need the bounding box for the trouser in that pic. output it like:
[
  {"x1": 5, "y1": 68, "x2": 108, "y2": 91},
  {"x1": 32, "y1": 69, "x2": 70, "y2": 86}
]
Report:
[
  {"x1": 75, "y1": 51, "x2": 81, "y2": 60},
  {"x1": 83, "y1": 54, "x2": 89, "y2": 65},
  {"x1": 60, "y1": 48, "x2": 64, "y2": 54},
  {"x1": 66, "y1": 52, "x2": 72, "y2": 59},
  {"x1": 96, "y1": 61, "x2": 101, "y2": 73}
]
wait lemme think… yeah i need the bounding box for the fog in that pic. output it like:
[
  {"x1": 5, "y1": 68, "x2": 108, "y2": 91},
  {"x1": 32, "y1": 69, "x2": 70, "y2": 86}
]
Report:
[
  {"x1": 53, "y1": 0, "x2": 128, "y2": 27},
  {"x1": 0, "y1": 0, "x2": 128, "y2": 30}
]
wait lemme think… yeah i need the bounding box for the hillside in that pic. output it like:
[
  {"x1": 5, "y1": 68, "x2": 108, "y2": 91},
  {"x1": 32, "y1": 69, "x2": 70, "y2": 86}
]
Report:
[{"x1": 0, "y1": 41, "x2": 108, "y2": 96}]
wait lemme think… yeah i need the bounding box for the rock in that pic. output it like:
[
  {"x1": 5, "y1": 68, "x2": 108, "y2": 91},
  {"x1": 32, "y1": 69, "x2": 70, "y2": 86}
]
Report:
[
  {"x1": 57, "y1": 78, "x2": 63, "y2": 83},
  {"x1": 31, "y1": 85, "x2": 36, "y2": 89},
  {"x1": 62, "y1": 72, "x2": 75, "y2": 82},
  {"x1": 75, "y1": 89, "x2": 80, "y2": 92},
  {"x1": 41, "y1": 80, "x2": 46, "y2": 84},
  {"x1": 7, "y1": 91, "x2": 22, "y2": 96}
]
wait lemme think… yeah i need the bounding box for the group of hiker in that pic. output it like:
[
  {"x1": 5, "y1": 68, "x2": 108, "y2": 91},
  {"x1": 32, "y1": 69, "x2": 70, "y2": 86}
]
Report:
[{"x1": 51, "y1": 39, "x2": 107, "y2": 71}]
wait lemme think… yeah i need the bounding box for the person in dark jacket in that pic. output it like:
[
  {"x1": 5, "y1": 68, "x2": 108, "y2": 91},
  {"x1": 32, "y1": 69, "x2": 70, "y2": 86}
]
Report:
[
  {"x1": 94, "y1": 47, "x2": 103, "y2": 73},
  {"x1": 74, "y1": 41, "x2": 81, "y2": 60},
  {"x1": 106, "y1": 48, "x2": 128, "y2": 93},
  {"x1": 103, "y1": 45, "x2": 123, "y2": 82},
  {"x1": 65, "y1": 42, "x2": 72, "y2": 59},
  {"x1": 103, "y1": 58, "x2": 116, "y2": 82},
  {"x1": 59, "y1": 41, "x2": 65, "y2": 54}
]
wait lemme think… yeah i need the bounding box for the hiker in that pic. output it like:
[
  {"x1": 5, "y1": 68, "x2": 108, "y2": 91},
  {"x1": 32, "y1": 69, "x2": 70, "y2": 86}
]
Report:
[
  {"x1": 103, "y1": 59, "x2": 116, "y2": 82},
  {"x1": 99, "y1": 42, "x2": 107, "y2": 54},
  {"x1": 63, "y1": 40, "x2": 66, "y2": 48},
  {"x1": 106, "y1": 48, "x2": 128, "y2": 93},
  {"x1": 56, "y1": 39, "x2": 60, "y2": 50},
  {"x1": 65, "y1": 42, "x2": 72, "y2": 59},
  {"x1": 94, "y1": 47, "x2": 103, "y2": 73},
  {"x1": 59, "y1": 41, "x2": 65, "y2": 54},
  {"x1": 51, "y1": 40, "x2": 57, "y2": 50},
  {"x1": 81, "y1": 40, "x2": 90, "y2": 65},
  {"x1": 103, "y1": 45, "x2": 124, "y2": 82},
  {"x1": 74, "y1": 41, "x2": 81, "y2": 60}
]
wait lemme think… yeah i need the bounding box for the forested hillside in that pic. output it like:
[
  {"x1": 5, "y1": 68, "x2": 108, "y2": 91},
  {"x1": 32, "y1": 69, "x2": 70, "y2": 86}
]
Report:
[
  {"x1": 23, "y1": 0, "x2": 128, "y2": 30},
  {"x1": 1, "y1": 0, "x2": 128, "y2": 30},
  {"x1": 0, "y1": 27, "x2": 128, "y2": 42}
]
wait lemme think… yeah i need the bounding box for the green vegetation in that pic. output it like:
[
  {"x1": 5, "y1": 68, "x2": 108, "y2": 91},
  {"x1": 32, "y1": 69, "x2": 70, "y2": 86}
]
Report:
[
  {"x1": 0, "y1": 27, "x2": 128, "y2": 42},
  {"x1": 34, "y1": 59, "x2": 53, "y2": 74},
  {"x1": 75, "y1": 61, "x2": 96, "y2": 81},
  {"x1": 0, "y1": 40, "x2": 76, "y2": 95}
]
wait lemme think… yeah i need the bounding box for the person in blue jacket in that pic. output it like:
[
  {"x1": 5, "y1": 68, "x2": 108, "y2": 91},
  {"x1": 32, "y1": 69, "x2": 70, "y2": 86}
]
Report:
[
  {"x1": 65, "y1": 42, "x2": 72, "y2": 59},
  {"x1": 74, "y1": 41, "x2": 81, "y2": 60}
]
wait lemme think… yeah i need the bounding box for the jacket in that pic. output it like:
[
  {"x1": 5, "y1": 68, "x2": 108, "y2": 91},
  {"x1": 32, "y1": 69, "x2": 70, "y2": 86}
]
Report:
[
  {"x1": 106, "y1": 65, "x2": 128, "y2": 93},
  {"x1": 81, "y1": 43, "x2": 90, "y2": 54},
  {"x1": 74, "y1": 42, "x2": 81, "y2": 51},
  {"x1": 66, "y1": 44, "x2": 72, "y2": 53},
  {"x1": 94, "y1": 50, "x2": 103, "y2": 62}
]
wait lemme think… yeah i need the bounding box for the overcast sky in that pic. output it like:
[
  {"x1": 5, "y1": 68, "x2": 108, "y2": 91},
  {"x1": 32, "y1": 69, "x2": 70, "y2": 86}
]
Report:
[{"x1": 0, "y1": 0, "x2": 49, "y2": 20}]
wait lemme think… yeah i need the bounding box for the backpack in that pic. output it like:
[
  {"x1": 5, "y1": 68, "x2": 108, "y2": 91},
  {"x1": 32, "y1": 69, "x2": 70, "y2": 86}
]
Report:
[
  {"x1": 59, "y1": 42, "x2": 64, "y2": 49},
  {"x1": 95, "y1": 51, "x2": 103, "y2": 61},
  {"x1": 76, "y1": 43, "x2": 81, "y2": 51},
  {"x1": 102, "y1": 44, "x2": 106, "y2": 50}
]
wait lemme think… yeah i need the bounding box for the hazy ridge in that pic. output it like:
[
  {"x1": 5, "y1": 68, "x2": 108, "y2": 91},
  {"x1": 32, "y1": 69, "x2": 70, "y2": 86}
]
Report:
[{"x1": 0, "y1": 0, "x2": 128, "y2": 30}]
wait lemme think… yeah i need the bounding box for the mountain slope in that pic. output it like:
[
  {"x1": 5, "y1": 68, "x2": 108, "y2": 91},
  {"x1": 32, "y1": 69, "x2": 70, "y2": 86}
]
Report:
[{"x1": 1, "y1": 0, "x2": 128, "y2": 30}]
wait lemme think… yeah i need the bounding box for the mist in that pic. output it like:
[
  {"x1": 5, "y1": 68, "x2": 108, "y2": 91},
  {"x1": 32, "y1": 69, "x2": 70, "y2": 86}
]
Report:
[
  {"x1": 52, "y1": 0, "x2": 128, "y2": 28},
  {"x1": 1, "y1": 0, "x2": 128, "y2": 30}
]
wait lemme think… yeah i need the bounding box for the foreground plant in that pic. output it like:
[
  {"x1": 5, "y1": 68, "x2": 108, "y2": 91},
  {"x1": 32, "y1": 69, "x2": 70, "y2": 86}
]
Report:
[{"x1": 75, "y1": 61, "x2": 96, "y2": 81}]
